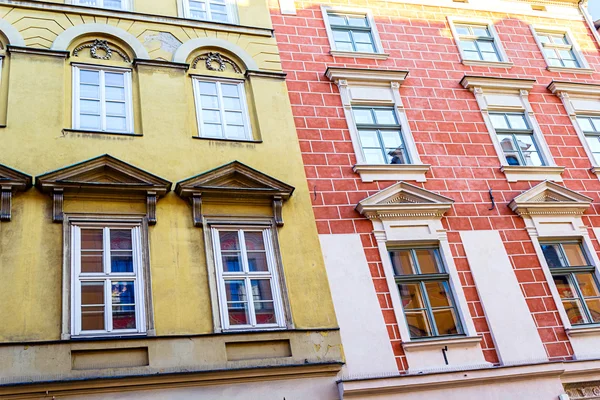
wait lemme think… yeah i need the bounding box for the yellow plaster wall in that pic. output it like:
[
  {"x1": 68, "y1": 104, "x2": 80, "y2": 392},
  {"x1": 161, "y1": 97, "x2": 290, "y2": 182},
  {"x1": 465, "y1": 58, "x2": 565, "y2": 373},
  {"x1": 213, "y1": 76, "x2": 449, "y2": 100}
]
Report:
[{"x1": 0, "y1": 6, "x2": 336, "y2": 341}]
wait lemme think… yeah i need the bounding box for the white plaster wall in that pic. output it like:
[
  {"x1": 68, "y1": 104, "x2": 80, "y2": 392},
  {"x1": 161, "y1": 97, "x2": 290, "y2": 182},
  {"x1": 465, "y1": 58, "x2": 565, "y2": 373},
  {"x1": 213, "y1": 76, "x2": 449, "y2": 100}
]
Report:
[
  {"x1": 64, "y1": 376, "x2": 339, "y2": 399},
  {"x1": 319, "y1": 234, "x2": 399, "y2": 378},
  {"x1": 460, "y1": 231, "x2": 548, "y2": 365}
]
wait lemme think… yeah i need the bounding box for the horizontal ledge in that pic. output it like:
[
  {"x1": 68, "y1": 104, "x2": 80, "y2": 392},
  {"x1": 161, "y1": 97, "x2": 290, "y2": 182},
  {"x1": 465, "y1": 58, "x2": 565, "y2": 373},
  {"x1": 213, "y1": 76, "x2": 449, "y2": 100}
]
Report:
[
  {"x1": 547, "y1": 80, "x2": 600, "y2": 95},
  {"x1": 325, "y1": 66, "x2": 409, "y2": 84},
  {"x1": 566, "y1": 325, "x2": 600, "y2": 337},
  {"x1": 462, "y1": 60, "x2": 514, "y2": 68},
  {"x1": 353, "y1": 164, "x2": 430, "y2": 183},
  {"x1": 191, "y1": 136, "x2": 262, "y2": 143},
  {"x1": 245, "y1": 70, "x2": 287, "y2": 80},
  {"x1": 330, "y1": 50, "x2": 390, "y2": 60},
  {"x1": 547, "y1": 66, "x2": 595, "y2": 75},
  {"x1": 460, "y1": 75, "x2": 536, "y2": 91},
  {"x1": 402, "y1": 335, "x2": 482, "y2": 350},
  {"x1": 133, "y1": 59, "x2": 189, "y2": 70},
  {"x1": 7, "y1": 45, "x2": 69, "y2": 58},
  {"x1": 62, "y1": 129, "x2": 143, "y2": 137},
  {"x1": 0, "y1": 0, "x2": 274, "y2": 38},
  {"x1": 500, "y1": 165, "x2": 565, "y2": 183}
]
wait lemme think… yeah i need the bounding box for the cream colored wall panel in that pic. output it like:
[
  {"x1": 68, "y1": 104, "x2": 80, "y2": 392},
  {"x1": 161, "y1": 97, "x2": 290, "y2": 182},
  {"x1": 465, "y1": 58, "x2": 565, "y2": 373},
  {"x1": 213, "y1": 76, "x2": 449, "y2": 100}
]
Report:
[
  {"x1": 461, "y1": 230, "x2": 548, "y2": 365},
  {"x1": 319, "y1": 234, "x2": 398, "y2": 378}
]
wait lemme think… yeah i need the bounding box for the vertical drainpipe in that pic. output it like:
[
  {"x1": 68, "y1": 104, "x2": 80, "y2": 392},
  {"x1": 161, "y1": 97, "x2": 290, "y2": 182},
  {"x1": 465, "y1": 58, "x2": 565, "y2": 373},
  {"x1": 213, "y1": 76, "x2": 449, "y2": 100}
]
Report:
[{"x1": 579, "y1": 0, "x2": 600, "y2": 48}]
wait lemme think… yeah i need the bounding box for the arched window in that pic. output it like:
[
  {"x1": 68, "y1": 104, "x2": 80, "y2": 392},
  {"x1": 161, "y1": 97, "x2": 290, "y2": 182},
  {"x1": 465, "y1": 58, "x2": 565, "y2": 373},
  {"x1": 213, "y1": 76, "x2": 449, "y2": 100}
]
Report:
[{"x1": 66, "y1": 35, "x2": 140, "y2": 135}]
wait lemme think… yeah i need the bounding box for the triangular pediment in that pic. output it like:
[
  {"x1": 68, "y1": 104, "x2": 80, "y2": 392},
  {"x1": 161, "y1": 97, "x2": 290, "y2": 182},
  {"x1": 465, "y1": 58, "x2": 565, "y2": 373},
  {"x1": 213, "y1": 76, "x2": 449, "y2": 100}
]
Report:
[
  {"x1": 508, "y1": 181, "x2": 592, "y2": 216},
  {"x1": 36, "y1": 154, "x2": 171, "y2": 195},
  {"x1": 0, "y1": 163, "x2": 32, "y2": 191},
  {"x1": 356, "y1": 182, "x2": 454, "y2": 219},
  {"x1": 175, "y1": 161, "x2": 295, "y2": 200}
]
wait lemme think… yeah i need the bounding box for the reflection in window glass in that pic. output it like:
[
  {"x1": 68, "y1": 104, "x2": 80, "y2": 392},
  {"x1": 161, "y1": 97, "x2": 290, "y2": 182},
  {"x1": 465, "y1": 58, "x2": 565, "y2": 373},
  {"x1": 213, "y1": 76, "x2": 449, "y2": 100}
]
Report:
[
  {"x1": 327, "y1": 12, "x2": 377, "y2": 53},
  {"x1": 455, "y1": 23, "x2": 501, "y2": 62},
  {"x1": 352, "y1": 107, "x2": 409, "y2": 165},
  {"x1": 490, "y1": 112, "x2": 544, "y2": 166}
]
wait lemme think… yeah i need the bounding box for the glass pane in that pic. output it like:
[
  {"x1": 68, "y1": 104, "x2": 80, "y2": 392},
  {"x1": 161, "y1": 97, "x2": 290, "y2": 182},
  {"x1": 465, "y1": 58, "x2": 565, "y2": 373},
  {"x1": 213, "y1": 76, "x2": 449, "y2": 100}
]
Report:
[
  {"x1": 586, "y1": 136, "x2": 600, "y2": 152},
  {"x1": 82, "y1": 229, "x2": 103, "y2": 249},
  {"x1": 576, "y1": 273, "x2": 600, "y2": 297},
  {"x1": 490, "y1": 114, "x2": 508, "y2": 129},
  {"x1": 538, "y1": 34, "x2": 550, "y2": 44},
  {"x1": 563, "y1": 59, "x2": 579, "y2": 68},
  {"x1": 577, "y1": 117, "x2": 594, "y2": 132},
  {"x1": 199, "y1": 81, "x2": 217, "y2": 95},
  {"x1": 203, "y1": 110, "x2": 221, "y2": 123},
  {"x1": 432, "y1": 308, "x2": 459, "y2": 335},
  {"x1": 81, "y1": 306, "x2": 105, "y2": 331},
  {"x1": 554, "y1": 275, "x2": 577, "y2": 298},
  {"x1": 111, "y1": 252, "x2": 133, "y2": 273},
  {"x1": 110, "y1": 230, "x2": 132, "y2": 250},
  {"x1": 506, "y1": 114, "x2": 528, "y2": 130},
  {"x1": 471, "y1": 26, "x2": 489, "y2": 37},
  {"x1": 244, "y1": 231, "x2": 265, "y2": 251},
  {"x1": 358, "y1": 130, "x2": 379, "y2": 147},
  {"x1": 387, "y1": 146, "x2": 408, "y2": 164},
  {"x1": 106, "y1": 117, "x2": 127, "y2": 132},
  {"x1": 563, "y1": 243, "x2": 587, "y2": 266},
  {"x1": 80, "y1": 84, "x2": 100, "y2": 99},
  {"x1": 381, "y1": 131, "x2": 402, "y2": 148},
  {"x1": 225, "y1": 111, "x2": 244, "y2": 125},
  {"x1": 352, "y1": 31, "x2": 373, "y2": 44},
  {"x1": 363, "y1": 148, "x2": 385, "y2": 164},
  {"x1": 327, "y1": 14, "x2": 346, "y2": 26},
  {"x1": 226, "y1": 280, "x2": 248, "y2": 325},
  {"x1": 105, "y1": 0, "x2": 123, "y2": 9},
  {"x1": 219, "y1": 231, "x2": 240, "y2": 250},
  {"x1": 112, "y1": 281, "x2": 136, "y2": 329},
  {"x1": 552, "y1": 35, "x2": 568, "y2": 45},
  {"x1": 398, "y1": 283, "x2": 426, "y2": 309},
  {"x1": 353, "y1": 108, "x2": 374, "y2": 124},
  {"x1": 105, "y1": 72, "x2": 125, "y2": 87},
  {"x1": 558, "y1": 49, "x2": 575, "y2": 60},
  {"x1": 105, "y1": 86, "x2": 125, "y2": 101},
  {"x1": 460, "y1": 40, "x2": 477, "y2": 51},
  {"x1": 80, "y1": 114, "x2": 101, "y2": 130},
  {"x1": 81, "y1": 252, "x2": 103, "y2": 273},
  {"x1": 202, "y1": 123, "x2": 223, "y2": 137},
  {"x1": 591, "y1": 118, "x2": 600, "y2": 132},
  {"x1": 254, "y1": 301, "x2": 276, "y2": 324},
  {"x1": 405, "y1": 310, "x2": 432, "y2": 338},
  {"x1": 522, "y1": 150, "x2": 543, "y2": 167},
  {"x1": 374, "y1": 109, "x2": 397, "y2": 125},
  {"x1": 333, "y1": 30, "x2": 352, "y2": 42},
  {"x1": 190, "y1": 0, "x2": 205, "y2": 10},
  {"x1": 415, "y1": 249, "x2": 442, "y2": 274},
  {"x1": 228, "y1": 302, "x2": 249, "y2": 325},
  {"x1": 463, "y1": 50, "x2": 481, "y2": 61},
  {"x1": 222, "y1": 254, "x2": 242, "y2": 272},
  {"x1": 585, "y1": 298, "x2": 600, "y2": 323},
  {"x1": 106, "y1": 102, "x2": 126, "y2": 116},
  {"x1": 210, "y1": 3, "x2": 227, "y2": 13},
  {"x1": 563, "y1": 299, "x2": 586, "y2": 324},
  {"x1": 355, "y1": 42, "x2": 376, "y2": 53},
  {"x1": 201, "y1": 95, "x2": 219, "y2": 109},
  {"x1": 504, "y1": 152, "x2": 521, "y2": 166},
  {"x1": 514, "y1": 134, "x2": 536, "y2": 153},
  {"x1": 425, "y1": 281, "x2": 451, "y2": 308},
  {"x1": 248, "y1": 252, "x2": 268, "y2": 272},
  {"x1": 542, "y1": 244, "x2": 565, "y2": 267},
  {"x1": 80, "y1": 100, "x2": 100, "y2": 114},
  {"x1": 221, "y1": 84, "x2": 240, "y2": 98},
  {"x1": 80, "y1": 70, "x2": 100, "y2": 84},
  {"x1": 481, "y1": 51, "x2": 500, "y2": 62},
  {"x1": 477, "y1": 41, "x2": 495, "y2": 52},
  {"x1": 251, "y1": 279, "x2": 273, "y2": 301},
  {"x1": 455, "y1": 25, "x2": 470, "y2": 36},
  {"x1": 334, "y1": 41, "x2": 353, "y2": 52},
  {"x1": 82, "y1": 281, "x2": 104, "y2": 305},
  {"x1": 223, "y1": 96, "x2": 241, "y2": 110},
  {"x1": 390, "y1": 250, "x2": 416, "y2": 275},
  {"x1": 226, "y1": 125, "x2": 247, "y2": 139},
  {"x1": 347, "y1": 15, "x2": 368, "y2": 27}
]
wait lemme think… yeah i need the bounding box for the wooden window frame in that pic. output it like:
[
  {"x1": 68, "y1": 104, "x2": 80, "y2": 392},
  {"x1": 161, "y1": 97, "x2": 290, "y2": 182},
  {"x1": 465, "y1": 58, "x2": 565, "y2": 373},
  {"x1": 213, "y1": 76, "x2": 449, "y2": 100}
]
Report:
[{"x1": 181, "y1": 0, "x2": 238, "y2": 23}]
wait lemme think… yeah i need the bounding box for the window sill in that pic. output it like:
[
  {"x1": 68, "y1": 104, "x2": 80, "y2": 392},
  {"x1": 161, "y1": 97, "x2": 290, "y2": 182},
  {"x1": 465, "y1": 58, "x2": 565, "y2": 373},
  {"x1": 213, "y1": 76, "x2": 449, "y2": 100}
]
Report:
[
  {"x1": 69, "y1": 333, "x2": 148, "y2": 340},
  {"x1": 547, "y1": 66, "x2": 595, "y2": 74},
  {"x1": 462, "y1": 59, "x2": 514, "y2": 68},
  {"x1": 353, "y1": 164, "x2": 430, "y2": 183},
  {"x1": 63, "y1": 128, "x2": 142, "y2": 137},
  {"x1": 192, "y1": 136, "x2": 262, "y2": 144},
  {"x1": 566, "y1": 325, "x2": 600, "y2": 337},
  {"x1": 330, "y1": 50, "x2": 390, "y2": 60},
  {"x1": 500, "y1": 165, "x2": 564, "y2": 183},
  {"x1": 402, "y1": 335, "x2": 482, "y2": 350}
]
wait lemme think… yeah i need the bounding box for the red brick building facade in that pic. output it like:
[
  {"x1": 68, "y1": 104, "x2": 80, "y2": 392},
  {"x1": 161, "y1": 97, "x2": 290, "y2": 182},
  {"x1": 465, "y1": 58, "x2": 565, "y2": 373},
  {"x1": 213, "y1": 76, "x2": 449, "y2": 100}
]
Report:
[{"x1": 269, "y1": 0, "x2": 600, "y2": 397}]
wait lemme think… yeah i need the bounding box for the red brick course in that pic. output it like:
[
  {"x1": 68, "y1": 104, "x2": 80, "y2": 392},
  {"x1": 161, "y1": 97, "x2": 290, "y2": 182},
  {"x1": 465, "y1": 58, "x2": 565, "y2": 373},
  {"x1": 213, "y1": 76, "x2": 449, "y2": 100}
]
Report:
[{"x1": 271, "y1": 1, "x2": 600, "y2": 370}]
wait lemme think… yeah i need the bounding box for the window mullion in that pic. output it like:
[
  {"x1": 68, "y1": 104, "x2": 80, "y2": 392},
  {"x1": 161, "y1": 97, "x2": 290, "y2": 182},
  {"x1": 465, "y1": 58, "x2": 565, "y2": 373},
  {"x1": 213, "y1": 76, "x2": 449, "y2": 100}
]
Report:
[
  {"x1": 246, "y1": 276, "x2": 257, "y2": 326},
  {"x1": 571, "y1": 273, "x2": 593, "y2": 324},
  {"x1": 511, "y1": 134, "x2": 527, "y2": 165},
  {"x1": 216, "y1": 82, "x2": 227, "y2": 139},
  {"x1": 420, "y1": 281, "x2": 437, "y2": 336},
  {"x1": 100, "y1": 70, "x2": 107, "y2": 132}
]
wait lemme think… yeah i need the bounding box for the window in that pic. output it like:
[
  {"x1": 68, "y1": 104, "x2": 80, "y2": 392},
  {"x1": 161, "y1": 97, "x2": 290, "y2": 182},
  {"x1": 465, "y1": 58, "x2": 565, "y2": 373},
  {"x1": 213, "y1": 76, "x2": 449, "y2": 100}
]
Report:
[
  {"x1": 390, "y1": 248, "x2": 462, "y2": 339},
  {"x1": 193, "y1": 79, "x2": 251, "y2": 140},
  {"x1": 576, "y1": 116, "x2": 600, "y2": 164},
  {"x1": 353, "y1": 107, "x2": 408, "y2": 165},
  {"x1": 455, "y1": 24, "x2": 501, "y2": 62},
  {"x1": 536, "y1": 32, "x2": 580, "y2": 68},
  {"x1": 72, "y1": 225, "x2": 145, "y2": 336},
  {"x1": 489, "y1": 112, "x2": 543, "y2": 167},
  {"x1": 73, "y1": 0, "x2": 129, "y2": 10},
  {"x1": 212, "y1": 227, "x2": 285, "y2": 329},
  {"x1": 73, "y1": 66, "x2": 133, "y2": 133},
  {"x1": 541, "y1": 242, "x2": 600, "y2": 325},
  {"x1": 326, "y1": 12, "x2": 376, "y2": 53},
  {"x1": 183, "y1": 0, "x2": 233, "y2": 23}
]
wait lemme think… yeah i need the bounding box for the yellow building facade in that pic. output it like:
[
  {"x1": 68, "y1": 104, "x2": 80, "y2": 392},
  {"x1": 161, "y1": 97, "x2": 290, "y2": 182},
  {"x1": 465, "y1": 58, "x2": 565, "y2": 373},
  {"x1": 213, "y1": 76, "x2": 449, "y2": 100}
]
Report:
[{"x1": 0, "y1": 1, "x2": 342, "y2": 398}]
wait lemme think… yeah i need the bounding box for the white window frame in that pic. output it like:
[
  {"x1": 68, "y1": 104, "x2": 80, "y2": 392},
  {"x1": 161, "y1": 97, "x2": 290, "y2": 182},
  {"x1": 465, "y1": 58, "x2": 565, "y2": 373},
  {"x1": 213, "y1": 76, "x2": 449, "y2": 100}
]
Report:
[
  {"x1": 179, "y1": 0, "x2": 239, "y2": 23},
  {"x1": 192, "y1": 76, "x2": 252, "y2": 141},
  {"x1": 530, "y1": 25, "x2": 592, "y2": 73},
  {"x1": 71, "y1": 0, "x2": 132, "y2": 11},
  {"x1": 72, "y1": 64, "x2": 134, "y2": 134},
  {"x1": 447, "y1": 17, "x2": 512, "y2": 68},
  {"x1": 71, "y1": 223, "x2": 146, "y2": 337},
  {"x1": 321, "y1": 6, "x2": 387, "y2": 59},
  {"x1": 211, "y1": 226, "x2": 286, "y2": 331}
]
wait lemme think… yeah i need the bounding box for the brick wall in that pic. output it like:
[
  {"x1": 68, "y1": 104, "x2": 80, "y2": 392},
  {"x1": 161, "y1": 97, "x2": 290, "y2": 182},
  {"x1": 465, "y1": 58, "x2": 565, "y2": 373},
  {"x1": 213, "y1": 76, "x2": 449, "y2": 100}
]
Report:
[{"x1": 270, "y1": 1, "x2": 600, "y2": 371}]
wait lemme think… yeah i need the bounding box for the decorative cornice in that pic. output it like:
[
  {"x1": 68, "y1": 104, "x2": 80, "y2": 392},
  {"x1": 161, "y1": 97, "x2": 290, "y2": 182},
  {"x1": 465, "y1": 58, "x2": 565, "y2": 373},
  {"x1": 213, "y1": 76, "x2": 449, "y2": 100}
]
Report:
[
  {"x1": 7, "y1": 45, "x2": 69, "y2": 58},
  {"x1": 547, "y1": 80, "x2": 600, "y2": 96},
  {"x1": 0, "y1": 163, "x2": 32, "y2": 222},
  {"x1": 461, "y1": 60, "x2": 514, "y2": 69},
  {"x1": 73, "y1": 39, "x2": 131, "y2": 63},
  {"x1": 191, "y1": 52, "x2": 242, "y2": 73},
  {"x1": 325, "y1": 67, "x2": 409, "y2": 85},
  {"x1": 245, "y1": 70, "x2": 287, "y2": 80},
  {"x1": 508, "y1": 180, "x2": 592, "y2": 217},
  {"x1": 460, "y1": 75, "x2": 536, "y2": 91},
  {"x1": 547, "y1": 66, "x2": 595, "y2": 74},
  {"x1": 133, "y1": 59, "x2": 189, "y2": 70},
  {"x1": 330, "y1": 50, "x2": 390, "y2": 60},
  {"x1": 500, "y1": 165, "x2": 565, "y2": 183},
  {"x1": 565, "y1": 381, "x2": 600, "y2": 399},
  {"x1": 356, "y1": 181, "x2": 454, "y2": 221}
]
